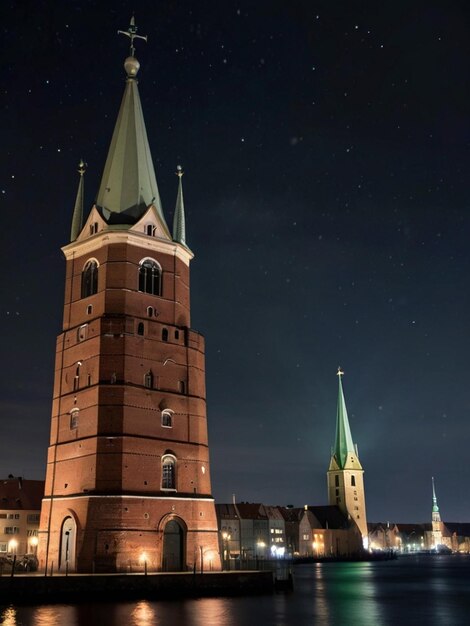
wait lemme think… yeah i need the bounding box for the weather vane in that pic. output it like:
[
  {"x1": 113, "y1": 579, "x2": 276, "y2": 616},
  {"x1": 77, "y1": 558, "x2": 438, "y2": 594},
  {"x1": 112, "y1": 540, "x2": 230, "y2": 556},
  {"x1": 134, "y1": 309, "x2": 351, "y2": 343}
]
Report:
[
  {"x1": 118, "y1": 16, "x2": 148, "y2": 57},
  {"x1": 337, "y1": 367, "x2": 344, "y2": 377},
  {"x1": 176, "y1": 164, "x2": 184, "y2": 178}
]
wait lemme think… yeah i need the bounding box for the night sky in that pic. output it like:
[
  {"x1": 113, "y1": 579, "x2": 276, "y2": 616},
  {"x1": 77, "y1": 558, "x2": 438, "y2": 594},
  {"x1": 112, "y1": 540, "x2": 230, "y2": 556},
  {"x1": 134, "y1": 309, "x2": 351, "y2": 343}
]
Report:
[{"x1": 1, "y1": 1, "x2": 470, "y2": 523}]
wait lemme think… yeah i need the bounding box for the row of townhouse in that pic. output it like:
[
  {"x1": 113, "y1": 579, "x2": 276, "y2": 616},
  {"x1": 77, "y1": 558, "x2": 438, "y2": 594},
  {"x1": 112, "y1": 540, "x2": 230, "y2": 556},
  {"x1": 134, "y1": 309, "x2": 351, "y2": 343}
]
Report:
[
  {"x1": 368, "y1": 522, "x2": 470, "y2": 553},
  {"x1": 216, "y1": 502, "x2": 363, "y2": 561}
]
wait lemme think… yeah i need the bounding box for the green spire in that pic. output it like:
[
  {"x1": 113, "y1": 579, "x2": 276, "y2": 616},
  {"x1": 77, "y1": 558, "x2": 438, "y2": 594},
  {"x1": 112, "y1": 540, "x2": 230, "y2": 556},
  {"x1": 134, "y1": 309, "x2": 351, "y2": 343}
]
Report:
[
  {"x1": 173, "y1": 165, "x2": 187, "y2": 246},
  {"x1": 95, "y1": 18, "x2": 169, "y2": 234},
  {"x1": 432, "y1": 476, "x2": 439, "y2": 513},
  {"x1": 70, "y1": 159, "x2": 86, "y2": 241},
  {"x1": 333, "y1": 368, "x2": 357, "y2": 469}
]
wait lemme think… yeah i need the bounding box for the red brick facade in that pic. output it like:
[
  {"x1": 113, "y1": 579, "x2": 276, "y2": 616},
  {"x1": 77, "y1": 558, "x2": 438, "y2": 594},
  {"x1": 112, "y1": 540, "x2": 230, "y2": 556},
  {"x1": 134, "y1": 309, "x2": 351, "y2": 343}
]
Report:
[{"x1": 38, "y1": 228, "x2": 221, "y2": 572}]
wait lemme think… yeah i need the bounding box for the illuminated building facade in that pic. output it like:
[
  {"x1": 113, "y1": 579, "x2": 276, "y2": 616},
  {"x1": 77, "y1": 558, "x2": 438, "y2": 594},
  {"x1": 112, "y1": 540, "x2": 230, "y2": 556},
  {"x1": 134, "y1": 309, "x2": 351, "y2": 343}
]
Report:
[
  {"x1": 0, "y1": 477, "x2": 43, "y2": 557},
  {"x1": 327, "y1": 369, "x2": 368, "y2": 546},
  {"x1": 37, "y1": 19, "x2": 221, "y2": 573}
]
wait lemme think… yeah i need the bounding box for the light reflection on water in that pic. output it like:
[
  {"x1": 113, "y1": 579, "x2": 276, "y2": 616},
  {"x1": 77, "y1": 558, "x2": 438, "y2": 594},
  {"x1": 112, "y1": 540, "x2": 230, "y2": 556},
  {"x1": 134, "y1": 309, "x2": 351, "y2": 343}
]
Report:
[{"x1": 2, "y1": 556, "x2": 470, "y2": 626}]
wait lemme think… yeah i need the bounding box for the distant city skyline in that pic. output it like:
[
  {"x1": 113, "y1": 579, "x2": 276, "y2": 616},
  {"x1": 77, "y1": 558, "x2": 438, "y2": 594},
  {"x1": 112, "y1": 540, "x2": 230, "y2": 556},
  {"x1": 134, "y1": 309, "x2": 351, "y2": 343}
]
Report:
[{"x1": 1, "y1": 1, "x2": 470, "y2": 522}]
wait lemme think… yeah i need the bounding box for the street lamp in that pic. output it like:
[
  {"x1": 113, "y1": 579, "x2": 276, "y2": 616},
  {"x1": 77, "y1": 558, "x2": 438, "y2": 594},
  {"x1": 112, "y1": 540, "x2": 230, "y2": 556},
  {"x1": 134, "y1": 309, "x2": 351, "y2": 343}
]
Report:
[
  {"x1": 9, "y1": 539, "x2": 18, "y2": 555},
  {"x1": 30, "y1": 537, "x2": 39, "y2": 555},
  {"x1": 139, "y1": 552, "x2": 148, "y2": 575},
  {"x1": 222, "y1": 532, "x2": 231, "y2": 569}
]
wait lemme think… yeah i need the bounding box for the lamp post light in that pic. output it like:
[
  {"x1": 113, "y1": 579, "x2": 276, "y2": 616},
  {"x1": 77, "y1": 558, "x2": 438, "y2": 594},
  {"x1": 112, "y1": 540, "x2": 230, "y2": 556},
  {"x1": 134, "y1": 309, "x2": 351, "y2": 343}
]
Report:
[
  {"x1": 30, "y1": 536, "x2": 39, "y2": 556},
  {"x1": 222, "y1": 532, "x2": 231, "y2": 570},
  {"x1": 139, "y1": 552, "x2": 148, "y2": 575}
]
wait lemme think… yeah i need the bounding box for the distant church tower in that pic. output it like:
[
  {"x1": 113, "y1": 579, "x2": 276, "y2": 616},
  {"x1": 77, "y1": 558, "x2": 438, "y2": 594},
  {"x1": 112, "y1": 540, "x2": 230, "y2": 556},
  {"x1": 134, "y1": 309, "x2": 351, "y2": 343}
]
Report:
[
  {"x1": 327, "y1": 369, "x2": 368, "y2": 546},
  {"x1": 38, "y1": 18, "x2": 221, "y2": 573},
  {"x1": 431, "y1": 476, "x2": 443, "y2": 548}
]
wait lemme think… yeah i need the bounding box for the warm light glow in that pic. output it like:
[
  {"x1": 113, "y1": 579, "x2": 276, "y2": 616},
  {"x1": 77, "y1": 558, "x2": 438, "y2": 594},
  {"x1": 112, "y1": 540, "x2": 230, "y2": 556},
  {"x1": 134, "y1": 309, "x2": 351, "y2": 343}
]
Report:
[
  {"x1": 257, "y1": 541, "x2": 266, "y2": 548},
  {"x1": 8, "y1": 539, "x2": 18, "y2": 551},
  {"x1": 30, "y1": 537, "x2": 39, "y2": 547},
  {"x1": 139, "y1": 552, "x2": 148, "y2": 563}
]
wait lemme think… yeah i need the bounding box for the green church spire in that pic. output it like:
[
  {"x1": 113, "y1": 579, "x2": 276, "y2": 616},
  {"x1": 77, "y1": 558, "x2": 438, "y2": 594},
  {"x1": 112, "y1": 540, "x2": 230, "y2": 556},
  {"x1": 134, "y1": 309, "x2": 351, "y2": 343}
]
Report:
[
  {"x1": 95, "y1": 17, "x2": 169, "y2": 234},
  {"x1": 70, "y1": 159, "x2": 86, "y2": 241},
  {"x1": 173, "y1": 165, "x2": 187, "y2": 246},
  {"x1": 333, "y1": 368, "x2": 357, "y2": 469},
  {"x1": 432, "y1": 476, "x2": 440, "y2": 514}
]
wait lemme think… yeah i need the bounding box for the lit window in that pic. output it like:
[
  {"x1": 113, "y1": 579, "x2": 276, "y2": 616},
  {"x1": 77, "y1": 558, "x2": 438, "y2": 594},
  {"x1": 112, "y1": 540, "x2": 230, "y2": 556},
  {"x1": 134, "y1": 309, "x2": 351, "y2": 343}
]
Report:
[
  {"x1": 81, "y1": 260, "x2": 98, "y2": 298},
  {"x1": 162, "y1": 455, "x2": 176, "y2": 490},
  {"x1": 138, "y1": 259, "x2": 161, "y2": 296}
]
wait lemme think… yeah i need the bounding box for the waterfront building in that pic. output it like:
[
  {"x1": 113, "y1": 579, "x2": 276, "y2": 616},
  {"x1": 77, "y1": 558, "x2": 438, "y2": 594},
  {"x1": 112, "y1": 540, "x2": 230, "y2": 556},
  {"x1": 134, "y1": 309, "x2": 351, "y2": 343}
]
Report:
[
  {"x1": 37, "y1": 18, "x2": 221, "y2": 573},
  {"x1": 299, "y1": 505, "x2": 363, "y2": 557},
  {"x1": 0, "y1": 476, "x2": 44, "y2": 557},
  {"x1": 368, "y1": 522, "x2": 402, "y2": 552},
  {"x1": 327, "y1": 369, "x2": 368, "y2": 546}
]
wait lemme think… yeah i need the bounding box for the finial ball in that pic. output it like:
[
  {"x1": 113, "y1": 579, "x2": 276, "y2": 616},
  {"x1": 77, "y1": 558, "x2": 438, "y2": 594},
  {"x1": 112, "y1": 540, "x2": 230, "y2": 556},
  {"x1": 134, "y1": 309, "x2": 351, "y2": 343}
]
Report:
[{"x1": 124, "y1": 56, "x2": 140, "y2": 77}]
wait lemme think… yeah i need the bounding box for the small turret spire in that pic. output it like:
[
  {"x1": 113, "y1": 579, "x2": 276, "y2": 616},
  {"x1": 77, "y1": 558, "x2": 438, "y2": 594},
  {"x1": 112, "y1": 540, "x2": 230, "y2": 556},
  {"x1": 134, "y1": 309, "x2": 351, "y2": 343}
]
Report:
[
  {"x1": 333, "y1": 367, "x2": 357, "y2": 469},
  {"x1": 173, "y1": 165, "x2": 187, "y2": 246},
  {"x1": 70, "y1": 159, "x2": 86, "y2": 241}
]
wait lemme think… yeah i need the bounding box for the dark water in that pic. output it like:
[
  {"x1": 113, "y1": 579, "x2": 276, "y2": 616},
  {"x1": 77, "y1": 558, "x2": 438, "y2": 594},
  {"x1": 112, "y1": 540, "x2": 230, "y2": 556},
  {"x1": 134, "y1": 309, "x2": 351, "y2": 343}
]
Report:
[{"x1": 2, "y1": 556, "x2": 470, "y2": 626}]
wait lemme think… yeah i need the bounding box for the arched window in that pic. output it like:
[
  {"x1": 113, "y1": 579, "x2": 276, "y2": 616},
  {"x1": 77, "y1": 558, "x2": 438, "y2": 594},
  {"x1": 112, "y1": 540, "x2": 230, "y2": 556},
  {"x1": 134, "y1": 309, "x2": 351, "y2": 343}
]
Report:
[
  {"x1": 81, "y1": 260, "x2": 98, "y2": 298},
  {"x1": 146, "y1": 224, "x2": 155, "y2": 236},
  {"x1": 73, "y1": 362, "x2": 81, "y2": 391},
  {"x1": 138, "y1": 259, "x2": 161, "y2": 296},
  {"x1": 137, "y1": 322, "x2": 144, "y2": 336},
  {"x1": 162, "y1": 328, "x2": 169, "y2": 342},
  {"x1": 70, "y1": 409, "x2": 79, "y2": 429},
  {"x1": 162, "y1": 455, "x2": 176, "y2": 490},
  {"x1": 147, "y1": 306, "x2": 153, "y2": 317},
  {"x1": 162, "y1": 410, "x2": 173, "y2": 428},
  {"x1": 179, "y1": 380, "x2": 186, "y2": 394},
  {"x1": 144, "y1": 370, "x2": 153, "y2": 388},
  {"x1": 351, "y1": 476, "x2": 356, "y2": 487}
]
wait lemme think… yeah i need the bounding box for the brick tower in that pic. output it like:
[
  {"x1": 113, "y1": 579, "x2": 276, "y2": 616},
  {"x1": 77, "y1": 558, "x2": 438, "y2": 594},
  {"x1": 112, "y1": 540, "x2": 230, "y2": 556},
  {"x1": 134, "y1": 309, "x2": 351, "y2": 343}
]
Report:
[
  {"x1": 38, "y1": 18, "x2": 221, "y2": 573},
  {"x1": 327, "y1": 368, "x2": 368, "y2": 548}
]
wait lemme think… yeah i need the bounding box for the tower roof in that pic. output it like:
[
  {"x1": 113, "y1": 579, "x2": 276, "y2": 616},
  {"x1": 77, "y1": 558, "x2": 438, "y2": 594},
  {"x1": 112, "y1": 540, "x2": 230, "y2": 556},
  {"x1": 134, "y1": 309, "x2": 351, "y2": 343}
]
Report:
[
  {"x1": 432, "y1": 476, "x2": 440, "y2": 513},
  {"x1": 95, "y1": 19, "x2": 169, "y2": 234},
  {"x1": 333, "y1": 368, "x2": 357, "y2": 469},
  {"x1": 173, "y1": 165, "x2": 187, "y2": 246}
]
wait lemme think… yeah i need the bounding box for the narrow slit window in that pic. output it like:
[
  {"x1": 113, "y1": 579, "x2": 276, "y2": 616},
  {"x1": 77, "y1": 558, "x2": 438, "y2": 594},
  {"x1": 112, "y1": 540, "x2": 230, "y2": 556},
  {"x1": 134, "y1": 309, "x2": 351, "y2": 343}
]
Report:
[
  {"x1": 137, "y1": 322, "x2": 144, "y2": 336},
  {"x1": 162, "y1": 328, "x2": 168, "y2": 342}
]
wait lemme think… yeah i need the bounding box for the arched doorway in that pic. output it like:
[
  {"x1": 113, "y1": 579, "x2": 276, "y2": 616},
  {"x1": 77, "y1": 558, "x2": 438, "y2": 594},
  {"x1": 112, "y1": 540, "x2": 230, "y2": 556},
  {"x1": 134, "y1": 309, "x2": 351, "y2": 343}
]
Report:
[
  {"x1": 162, "y1": 519, "x2": 185, "y2": 571},
  {"x1": 59, "y1": 516, "x2": 77, "y2": 572}
]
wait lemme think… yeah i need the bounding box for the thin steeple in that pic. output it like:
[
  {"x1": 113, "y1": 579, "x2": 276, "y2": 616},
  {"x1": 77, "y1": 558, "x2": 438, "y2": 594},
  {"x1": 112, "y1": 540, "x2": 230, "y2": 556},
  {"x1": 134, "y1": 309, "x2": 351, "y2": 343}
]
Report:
[
  {"x1": 70, "y1": 159, "x2": 86, "y2": 241},
  {"x1": 333, "y1": 368, "x2": 357, "y2": 469},
  {"x1": 96, "y1": 17, "x2": 169, "y2": 234},
  {"x1": 432, "y1": 476, "x2": 440, "y2": 514},
  {"x1": 173, "y1": 165, "x2": 187, "y2": 246}
]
